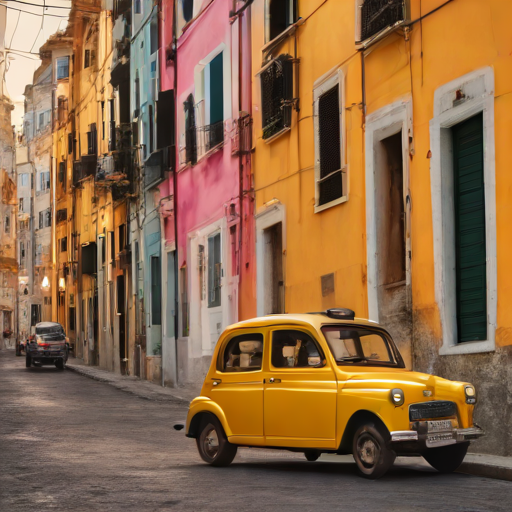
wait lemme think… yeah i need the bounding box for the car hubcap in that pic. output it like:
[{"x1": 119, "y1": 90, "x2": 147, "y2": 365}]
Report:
[
  {"x1": 358, "y1": 434, "x2": 379, "y2": 467},
  {"x1": 204, "y1": 427, "x2": 219, "y2": 458}
]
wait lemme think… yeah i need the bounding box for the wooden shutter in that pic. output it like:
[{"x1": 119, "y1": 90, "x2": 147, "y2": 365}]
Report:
[
  {"x1": 209, "y1": 53, "x2": 224, "y2": 125},
  {"x1": 453, "y1": 113, "x2": 487, "y2": 342},
  {"x1": 151, "y1": 256, "x2": 162, "y2": 325}
]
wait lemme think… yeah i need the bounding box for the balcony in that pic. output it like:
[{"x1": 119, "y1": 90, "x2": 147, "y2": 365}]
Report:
[
  {"x1": 119, "y1": 248, "x2": 132, "y2": 269},
  {"x1": 73, "y1": 155, "x2": 98, "y2": 185},
  {"x1": 231, "y1": 115, "x2": 253, "y2": 156},
  {"x1": 144, "y1": 146, "x2": 175, "y2": 189}
]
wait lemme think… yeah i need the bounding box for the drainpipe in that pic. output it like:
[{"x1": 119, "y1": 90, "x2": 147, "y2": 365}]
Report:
[{"x1": 172, "y1": 0, "x2": 180, "y2": 387}]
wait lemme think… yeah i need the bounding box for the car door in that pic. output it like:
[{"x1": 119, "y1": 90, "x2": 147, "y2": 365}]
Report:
[
  {"x1": 205, "y1": 330, "x2": 266, "y2": 443},
  {"x1": 263, "y1": 328, "x2": 337, "y2": 449}
]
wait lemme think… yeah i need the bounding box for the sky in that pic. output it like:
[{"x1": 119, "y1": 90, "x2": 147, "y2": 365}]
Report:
[{"x1": 3, "y1": 0, "x2": 71, "y2": 129}]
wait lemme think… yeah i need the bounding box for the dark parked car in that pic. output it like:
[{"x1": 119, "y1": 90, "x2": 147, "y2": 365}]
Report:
[{"x1": 26, "y1": 322, "x2": 68, "y2": 370}]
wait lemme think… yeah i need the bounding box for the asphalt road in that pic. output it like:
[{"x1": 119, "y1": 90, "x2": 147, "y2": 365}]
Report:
[{"x1": 1, "y1": 349, "x2": 511, "y2": 512}]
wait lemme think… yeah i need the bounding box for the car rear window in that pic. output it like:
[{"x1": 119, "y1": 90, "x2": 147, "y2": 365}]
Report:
[{"x1": 36, "y1": 325, "x2": 64, "y2": 335}]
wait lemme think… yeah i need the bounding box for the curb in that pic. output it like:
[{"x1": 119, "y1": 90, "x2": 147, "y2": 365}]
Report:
[
  {"x1": 65, "y1": 364, "x2": 190, "y2": 404},
  {"x1": 458, "y1": 461, "x2": 512, "y2": 482}
]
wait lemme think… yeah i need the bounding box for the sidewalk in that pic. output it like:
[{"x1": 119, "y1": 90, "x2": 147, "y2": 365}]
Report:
[
  {"x1": 66, "y1": 358, "x2": 512, "y2": 482},
  {"x1": 65, "y1": 357, "x2": 199, "y2": 404}
]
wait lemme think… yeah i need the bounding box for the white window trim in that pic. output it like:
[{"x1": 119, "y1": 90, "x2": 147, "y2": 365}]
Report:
[
  {"x1": 365, "y1": 98, "x2": 412, "y2": 323},
  {"x1": 255, "y1": 201, "x2": 286, "y2": 317},
  {"x1": 430, "y1": 67, "x2": 496, "y2": 355},
  {"x1": 313, "y1": 67, "x2": 347, "y2": 213}
]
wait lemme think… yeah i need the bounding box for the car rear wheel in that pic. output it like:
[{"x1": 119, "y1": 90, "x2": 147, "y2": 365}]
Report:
[
  {"x1": 423, "y1": 442, "x2": 469, "y2": 473},
  {"x1": 55, "y1": 359, "x2": 65, "y2": 370},
  {"x1": 304, "y1": 450, "x2": 321, "y2": 462},
  {"x1": 353, "y1": 423, "x2": 396, "y2": 479},
  {"x1": 196, "y1": 415, "x2": 237, "y2": 467},
  {"x1": 25, "y1": 354, "x2": 32, "y2": 368}
]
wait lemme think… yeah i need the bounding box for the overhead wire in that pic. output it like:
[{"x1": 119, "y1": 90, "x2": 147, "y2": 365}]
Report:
[
  {"x1": 3, "y1": 4, "x2": 69, "y2": 17},
  {"x1": 30, "y1": 0, "x2": 46, "y2": 54}
]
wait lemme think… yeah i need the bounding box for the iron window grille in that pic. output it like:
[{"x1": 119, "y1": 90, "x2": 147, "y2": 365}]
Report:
[
  {"x1": 204, "y1": 121, "x2": 225, "y2": 153},
  {"x1": 260, "y1": 54, "x2": 293, "y2": 140},
  {"x1": 356, "y1": 0, "x2": 409, "y2": 45},
  {"x1": 231, "y1": 114, "x2": 253, "y2": 156},
  {"x1": 184, "y1": 95, "x2": 197, "y2": 165},
  {"x1": 87, "y1": 123, "x2": 97, "y2": 155}
]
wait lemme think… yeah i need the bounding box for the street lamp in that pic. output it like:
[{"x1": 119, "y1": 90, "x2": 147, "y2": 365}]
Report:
[
  {"x1": 59, "y1": 278, "x2": 65, "y2": 291},
  {"x1": 41, "y1": 276, "x2": 50, "y2": 289}
]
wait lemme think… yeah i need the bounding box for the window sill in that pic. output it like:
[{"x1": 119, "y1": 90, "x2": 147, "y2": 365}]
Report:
[
  {"x1": 439, "y1": 339, "x2": 495, "y2": 356},
  {"x1": 264, "y1": 127, "x2": 290, "y2": 144},
  {"x1": 314, "y1": 195, "x2": 348, "y2": 214}
]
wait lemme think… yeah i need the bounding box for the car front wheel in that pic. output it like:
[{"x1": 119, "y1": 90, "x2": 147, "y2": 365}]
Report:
[
  {"x1": 353, "y1": 423, "x2": 396, "y2": 479},
  {"x1": 423, "y1": 442, "x2": 469, "y2": 473},
  {"x1": 196, "y1": 415, "x2": 237, "y2": 467}
]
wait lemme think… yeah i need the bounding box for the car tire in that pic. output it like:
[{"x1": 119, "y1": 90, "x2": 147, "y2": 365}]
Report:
[
  {"x1": 353, "y1": 423, "x2": 396, "y2": 479},
  {"x1": 304, "y1": 450, "x2": 321, "y2": 462},
  {"x1": 423, "y1": 442, "x2": 469, "y2": 473},
  {"x1": 196, "y1": 415, "x2": 237, "y2": 467},
  {"x1": 25, "y1": 354, "x2": 32, "y2": 368},
  {"x1": 55, "y1": 359, "x2": 65, "y2": 370}
]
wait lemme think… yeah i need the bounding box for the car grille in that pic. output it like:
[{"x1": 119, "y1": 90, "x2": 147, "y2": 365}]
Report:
[{"x1": 409, "y1": 401, "x2": 457, "y2": 421}]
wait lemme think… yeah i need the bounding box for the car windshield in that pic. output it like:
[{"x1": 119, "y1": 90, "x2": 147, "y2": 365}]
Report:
[{"x1": 321, "y1": 325, "x2": 405, "y2": 368}]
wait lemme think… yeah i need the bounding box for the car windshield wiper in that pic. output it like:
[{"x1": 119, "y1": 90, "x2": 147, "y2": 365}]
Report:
[{"x1": 336, "y1": 356, "x2": 366, "y2": 363}]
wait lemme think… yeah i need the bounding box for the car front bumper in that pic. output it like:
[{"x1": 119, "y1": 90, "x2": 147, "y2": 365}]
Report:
[{"x1": 390, "y1": 425, "x2": 485, "y2": 451}]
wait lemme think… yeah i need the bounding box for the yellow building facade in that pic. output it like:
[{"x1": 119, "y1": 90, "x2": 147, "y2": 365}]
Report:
[{"x1": 251, "y1": 0, "x2": 512, "y2": 455}]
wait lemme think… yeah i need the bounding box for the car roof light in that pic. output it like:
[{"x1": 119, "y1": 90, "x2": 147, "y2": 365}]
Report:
[{"x1": 325, "y1": 308, "x2": 355, "y2": 321}]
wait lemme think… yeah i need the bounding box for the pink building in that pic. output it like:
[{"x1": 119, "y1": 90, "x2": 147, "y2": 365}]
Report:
[{"x1": 160, "y1": 0, "x2": 255, "y2": 387}]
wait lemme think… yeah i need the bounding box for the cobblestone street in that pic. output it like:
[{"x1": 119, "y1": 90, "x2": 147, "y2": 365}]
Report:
[{"x1": 1, "y1": 349, "x2": 511, "y2": 512}]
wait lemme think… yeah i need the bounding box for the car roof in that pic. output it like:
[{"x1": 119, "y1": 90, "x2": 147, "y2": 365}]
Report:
[
  {"x1": 225, "y1": 313, "x2": 382, "y2": 333},
  {"x1": 36, "y1": 322, "x2": 63, "y2": 328}
]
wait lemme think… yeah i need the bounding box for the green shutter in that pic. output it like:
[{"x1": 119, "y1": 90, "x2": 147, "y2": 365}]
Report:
[
  {"x1": 452, "y1": 113, "x2": 487, "y2": 342},
  {"x1": 209, "y1": 53, "x2": 224, "y2": 125}
]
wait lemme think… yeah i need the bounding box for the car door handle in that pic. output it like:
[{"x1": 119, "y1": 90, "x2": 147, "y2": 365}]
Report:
[
  {"x1": 269, "y1": 377, "x2": 281, "y2": 384},
  {"x1": 212, "y1": 379, "x2": 222, "y2": 386}
]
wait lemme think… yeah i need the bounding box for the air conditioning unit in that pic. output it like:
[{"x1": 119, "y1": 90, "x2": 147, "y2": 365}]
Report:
[{"x1": 355, "y1": 0, "x2": 410, "y2": 48}]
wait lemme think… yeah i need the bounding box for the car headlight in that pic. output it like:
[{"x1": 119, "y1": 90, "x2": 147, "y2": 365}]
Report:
[
  {"x1": 390, "y1": 388, "x2": 405, "y2": 407},
  {"x1": 464, "y1": 385, "x2": 476, "y2": 404}
]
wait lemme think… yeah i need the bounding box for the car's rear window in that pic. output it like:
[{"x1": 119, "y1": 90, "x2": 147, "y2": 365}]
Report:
[{"x1": 36, "y1": 325, "x2": 64, "y2": 335}]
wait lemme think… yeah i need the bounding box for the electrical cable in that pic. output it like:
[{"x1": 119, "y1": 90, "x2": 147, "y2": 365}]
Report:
[
  {"x1": 30, "y1": 0, "x2": 45, "y2": 54},
  {"x1": 3, "y1": 4, "x2": 69, "y2": 18},
  {"x1": 8, "y1": 10, "x2": 22, "y2": 49},
  {"x1": 6, "y1": 0, "x2": 71, "y2": 10}
]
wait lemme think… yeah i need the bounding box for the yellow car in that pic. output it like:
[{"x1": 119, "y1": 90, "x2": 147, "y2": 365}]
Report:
[{"x1": 177, "y1": 309, "x2": 484, "y2": 478}]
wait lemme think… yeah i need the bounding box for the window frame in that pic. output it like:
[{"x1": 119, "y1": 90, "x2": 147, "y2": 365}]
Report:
[
  {"x1": 313, "y1": 68, "x2": 347, "y2": 213},
  {"x1": 265, "y1": 0, "x2": 298, "y2": 44},
  {"x1": 207, "y1": 231, "x2": 222, "y2": 309},
  {"x1": 269, "y1": 327, "x2": 327, "y2": 370},
  {"x1": 56, "y1": 56, "x2": 69, "y2": 80},
  {"x1": 217, "y1": 331, "x2": 265, "y2": 373}
]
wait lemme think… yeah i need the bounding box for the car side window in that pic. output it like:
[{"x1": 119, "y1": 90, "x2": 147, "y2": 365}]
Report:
[
  {"x1": 271, "y1": 330, "x2": 325, "y2": 368},
  {"x1": 221, "y1": 333, "x2": 264, "y2": 372}
]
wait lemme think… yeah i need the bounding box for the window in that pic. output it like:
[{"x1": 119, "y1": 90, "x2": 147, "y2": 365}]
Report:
[
  {"x1": 109, "y1": 231, "x2": 115, "y2": 261},
  {"x1": 18, "y1": 174, "x2": 29, "y2": 187},
  {"x1": 39, "y1": 212, "x2": 43, "y2": 229},
  {"x1": 356, "y1": 0, "x2": 408, "y2": 45},
  {"x1": 134, "y1": 72, "x2": 140, "y2": 118},
  {"x1": 208, "y1": 233, "x2": 221, "y2": 308},
  {"x1": 184, "y1": 94, "x2": 197, "y2": 164},
  {"x1": 150, "y1": 17, "x2": 158, "y2": 55},
  {"x1": 271, "y1": 330, "x2": 325, "y2": 368},
  {"x1": 148, "y1": 104, "x2": 154, "y2": 153},
  {"x1": 182, "y1": 0, "x2": 193, "y2": 22},
  {"x1": 180, "y1": 265, "x2": 189, "y2": 336},
  {"x1": 4, "y1": 215, "x2": 10, "y2": 234},
  {"x1": 314, "y1": 71, "x2": 346, "y2": 211},
  {"x1": 84, "y1": 49, "x2": 90, "y2": 68},
  {"x1": 38, "y1": 171, "x2": 50, "y2": 191},
  {"x1": 134, "y1": 0, "x2": 141, "y2": 14},
  {"x1": 197, "y1": 52, "x2": 224, "y2": 152},
  {"x1": 267, "y1": 0, "x2": 297, "y2": 42},
  {"x1": 87, "y1": 123, "x2": 97, "y2": 155},
  {"x1": 19, "y1": 198, "x2": 24, "y2": 212},
  {"x1": 101, "y1": 101, "x2": 105, "y2": 140},
  {"x1": 39, "y1": 112, "x2": 44, "y2": 129},
  {"x1": 260, "y1": 55, "x2": 293, "y2": 140},
  {"x1": 61, "y1": 237, "x2": 68, "y2": 252},
  {"x1": 322, "y1": 326, "x2": 404, "y2": 368},
  {"x1": 221, "y1": 333, "x2": 264, "y2": 372},
  {"x1": 56, "y1": 57, "x2": 69, "y2": 80},
  {"x1": 20, "y1": 241, "x2": 25, "y2": 259},
  {"x1": 69, "y1": 307, "x2": 76, "y2": 331},
  {"x1": 151, "y1": 256, "x2": 162, "y2": 325},
  {"x1": 118, "y1": 224, "x2": 126, "y2": 252},
  {"x1": 44, "y1": 208, "x2": 52, "y2": 228}
]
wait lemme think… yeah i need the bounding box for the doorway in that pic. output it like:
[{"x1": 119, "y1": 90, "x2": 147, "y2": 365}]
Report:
[
  {"x1": 263, "y1": 222, "x2": 284, "y2": 315},
  {"x1": 117, "y1": 274, "x2": 126, "y2": 373}
]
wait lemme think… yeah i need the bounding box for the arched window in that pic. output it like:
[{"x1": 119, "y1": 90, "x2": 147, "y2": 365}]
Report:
[{"x1": 134, "y1": 71, "x2": 140, "y2": 118}]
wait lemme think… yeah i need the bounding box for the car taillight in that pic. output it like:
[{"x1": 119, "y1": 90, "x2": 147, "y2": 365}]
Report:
[{"x1": 37, "y1": 341, "x2": 50, "y2": 349}]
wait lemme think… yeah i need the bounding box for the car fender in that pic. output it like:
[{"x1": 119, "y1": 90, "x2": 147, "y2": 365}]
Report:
[{"x1": 186, "y1": 397, "x2": 232, "y2": 438}]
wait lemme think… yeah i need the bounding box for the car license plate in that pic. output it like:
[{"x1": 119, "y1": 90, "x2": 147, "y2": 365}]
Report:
[
  {"x1": 427, "y1": 420, "x2": 453, "y2": 433},
  {"x1": 427, "y1": 432, "x2": 455, "y2": 447}
]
